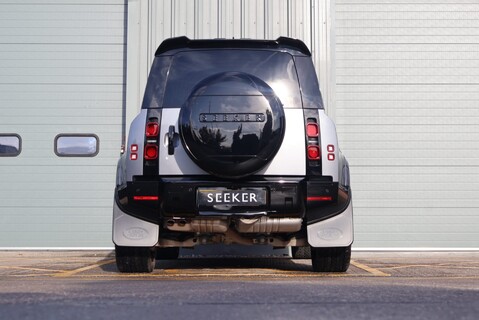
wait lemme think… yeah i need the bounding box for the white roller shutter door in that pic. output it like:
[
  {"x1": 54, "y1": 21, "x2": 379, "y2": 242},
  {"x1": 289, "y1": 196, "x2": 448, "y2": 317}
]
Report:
[
  {"x1": 0, "y1": 0, "x2": 125, "y2": 247},
  {"x1": 336, "y1": 0, "x2": 479, "y2": 248}
]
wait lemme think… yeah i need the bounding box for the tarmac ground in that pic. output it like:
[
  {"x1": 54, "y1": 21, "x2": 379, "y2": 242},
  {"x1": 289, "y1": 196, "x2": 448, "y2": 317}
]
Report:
[
  {"x1": 0, "y1": 250, "x2": 478, "y2": 280},
  {"x1": 0, "y1": 250, "x2": 478, "y2": 319}
]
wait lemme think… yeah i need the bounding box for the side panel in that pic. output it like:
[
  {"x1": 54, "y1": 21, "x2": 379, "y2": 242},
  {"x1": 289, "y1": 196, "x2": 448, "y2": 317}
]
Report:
[{"x1": 159, "y1": 108, "x2": 306, "y2": 176}]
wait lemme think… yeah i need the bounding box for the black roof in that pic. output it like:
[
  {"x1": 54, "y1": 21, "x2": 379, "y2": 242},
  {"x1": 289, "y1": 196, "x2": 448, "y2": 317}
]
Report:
[{"x1": 155, "y1": 36, "x2": 311, "y2": 56}]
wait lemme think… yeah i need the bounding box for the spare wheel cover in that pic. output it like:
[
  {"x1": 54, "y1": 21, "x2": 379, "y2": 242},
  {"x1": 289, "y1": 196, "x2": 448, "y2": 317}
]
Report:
[{"x1": 179, "y1": 72, "x2": 285, "y2": 178}]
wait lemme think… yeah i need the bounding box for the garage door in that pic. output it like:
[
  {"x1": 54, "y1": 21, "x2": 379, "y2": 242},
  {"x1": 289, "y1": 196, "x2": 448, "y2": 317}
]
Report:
[
  {"x1": 335, "y1": 0, "x2": 479, "y2": 248},
  {"x1": 0, "y1": 0, "x2": 126, "y2": 247}
]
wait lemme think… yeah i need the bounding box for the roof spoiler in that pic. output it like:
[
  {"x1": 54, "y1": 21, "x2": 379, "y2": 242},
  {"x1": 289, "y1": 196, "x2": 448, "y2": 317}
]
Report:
[{"x1": 155, "y1": 36, "x2": 311, "y2": 56}]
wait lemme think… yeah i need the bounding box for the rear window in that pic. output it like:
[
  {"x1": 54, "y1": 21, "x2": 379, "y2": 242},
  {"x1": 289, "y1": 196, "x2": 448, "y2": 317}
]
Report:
[{"x1": 142, "y1": 50, "x2": 302, "y2": 109}]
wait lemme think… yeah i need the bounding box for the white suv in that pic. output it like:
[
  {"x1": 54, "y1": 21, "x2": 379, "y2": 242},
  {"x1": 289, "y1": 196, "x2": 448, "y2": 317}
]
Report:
[{"x1": 113, "y1": 37, "x2": 353, "y2": 273}]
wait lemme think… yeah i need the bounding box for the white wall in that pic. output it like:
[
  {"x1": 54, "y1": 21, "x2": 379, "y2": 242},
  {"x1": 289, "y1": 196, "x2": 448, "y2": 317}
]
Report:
[{"x1": 335, "y1": 0, "x2": 479, "y2": 248}]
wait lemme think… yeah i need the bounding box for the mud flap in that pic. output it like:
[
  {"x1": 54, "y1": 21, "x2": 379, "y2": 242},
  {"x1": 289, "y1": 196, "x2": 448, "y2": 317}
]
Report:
[
  {"x1": 307, "y1": 200, "x2": 354, "y2": 247},
  {"x1": 112, "y1": 199, "x2": 159, "y2": 247}
]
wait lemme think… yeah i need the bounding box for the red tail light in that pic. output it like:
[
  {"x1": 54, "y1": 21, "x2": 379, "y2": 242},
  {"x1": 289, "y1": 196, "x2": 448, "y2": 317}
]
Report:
[
  {"x1": 307, "y1": 196, "x2": 332, "y2": 202},
  {"x1": 307, "y1": 123, "x2": 319, "y2": 137},
  {"x1": 133, "y1": 196, "x2": 159, "y2": 201},
  {"x1": 308, "y1": 145, "x2": 320, "y2": 160},
  {"x1": 146, "y1": 122, "x2": 159, "y2": 137},
  {"x1": 144, "y1": 144, "x2": 158, "y2": 160}
]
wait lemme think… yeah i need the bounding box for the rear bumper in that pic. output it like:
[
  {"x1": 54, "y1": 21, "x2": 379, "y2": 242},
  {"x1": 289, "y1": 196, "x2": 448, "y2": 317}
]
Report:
[{"x1": 115, "y1": 176, "x2": 351, "y2": 225}]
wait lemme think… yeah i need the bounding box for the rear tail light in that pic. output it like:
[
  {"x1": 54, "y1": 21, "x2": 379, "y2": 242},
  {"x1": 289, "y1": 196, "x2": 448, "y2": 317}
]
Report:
[
  {"x1": 133, "y1": 196, "x2": 159, "y2": 201},
  {"x1": 306, "y1": 118, "x2": 320, "y2": 162},
  {"x1": 307, "y1": 196, "x2": 332, "y2": 202},
  {"x1": 142, "y1": 113, "x2": 161, "y2": 176},
  {"x1": 146, "y1": 122, "x2": 159, "y2": 137},
  {"x1": 144, "y1": 144, "x2": 158, "y2": 160},
  {"x1": 144, "y1": 118, "x2": 159, "y2": 161},
  {"x1": 308, "y1": 146, "x2": 320, "y2": 160},
  {"x1": 307, "y1": 123, "x2": 319, "y2": 137}
]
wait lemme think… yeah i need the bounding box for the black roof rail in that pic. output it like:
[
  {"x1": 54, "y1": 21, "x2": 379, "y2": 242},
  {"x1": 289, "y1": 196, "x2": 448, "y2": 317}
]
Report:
[{"x1": 155, "y1": 36, "x2": 311, "y2": 56}]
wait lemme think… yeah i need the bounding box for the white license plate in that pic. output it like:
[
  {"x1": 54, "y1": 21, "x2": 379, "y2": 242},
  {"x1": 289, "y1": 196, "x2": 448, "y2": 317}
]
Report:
[{"x1": 197, "y1": 187, "x2": 267, "y2": 208}]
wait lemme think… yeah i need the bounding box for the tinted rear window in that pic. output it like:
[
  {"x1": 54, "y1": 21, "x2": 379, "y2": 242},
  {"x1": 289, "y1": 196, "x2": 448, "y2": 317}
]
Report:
[{"x1": 143, "y1": 50, "x2": 302, "y2": 109}]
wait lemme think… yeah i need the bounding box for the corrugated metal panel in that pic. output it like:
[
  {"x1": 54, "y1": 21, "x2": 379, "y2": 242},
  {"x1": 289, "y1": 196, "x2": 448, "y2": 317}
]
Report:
[
  {"x1": 148, "y1": 0, "x2": 313, "y2": 57},
  {"x1": 127, "y1": 0, "x2": 331, "y2": 127},
  {"x1": 336, "y1": 0, "x2": 479, "y2": 248},
  {"x1": 0, "y1": 0, "x2": 125, "y2": 247}
]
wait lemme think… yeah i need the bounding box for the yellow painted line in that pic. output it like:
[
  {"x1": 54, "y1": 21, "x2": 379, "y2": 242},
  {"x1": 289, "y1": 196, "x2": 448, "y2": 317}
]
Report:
[
  {"x1": 10, "y1": 273, "x2": 60, "y2": 278},
  {"x1": 350, "y1": 260, "x2": 390, "y2": 277},
  {"x1": 53, "y1": 259, "x2": 115, "y2": 278},
  {"x1": 381, "y1": 264, "x2": 479, "y2": 270},
  {"x1": 0, "y1": 266, "x2": 63, "y2": 272}
]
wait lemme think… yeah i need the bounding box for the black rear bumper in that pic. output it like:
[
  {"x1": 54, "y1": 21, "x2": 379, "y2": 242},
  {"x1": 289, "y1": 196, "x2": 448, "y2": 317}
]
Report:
[{"x1": 115, "y1": 176, "x2": 350, "y2": 225}]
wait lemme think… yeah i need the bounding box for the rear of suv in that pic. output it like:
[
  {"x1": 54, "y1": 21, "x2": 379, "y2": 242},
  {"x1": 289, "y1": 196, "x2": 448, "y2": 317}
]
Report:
[{"x1": 113, "y1": 36, "x2": 353, "y2": 273}]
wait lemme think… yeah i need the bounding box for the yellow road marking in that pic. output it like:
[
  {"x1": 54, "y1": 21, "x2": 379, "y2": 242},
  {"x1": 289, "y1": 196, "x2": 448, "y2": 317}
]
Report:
[
  {"x1": 381, "y1": 264, "x2": 479, "y2": 270},
  {"x1": 350, "y1": 260, "x2": 390, "y2": 277},
  {"x1": 0, "y1": 266, "x2": 63, "y2": 272},
  {"x1": 53, "y1": 259, "x2": 115, "y2": 278}
]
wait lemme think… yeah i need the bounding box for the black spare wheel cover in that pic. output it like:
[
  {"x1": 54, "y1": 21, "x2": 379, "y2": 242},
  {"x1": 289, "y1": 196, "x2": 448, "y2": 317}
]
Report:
[{"x1": 179, "y1": 72, "x2": 285, "y2": 178}]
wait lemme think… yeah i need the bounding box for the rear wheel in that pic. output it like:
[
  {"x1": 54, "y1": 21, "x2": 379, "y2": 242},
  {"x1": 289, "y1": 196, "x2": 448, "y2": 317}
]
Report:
[
  {"x1": 155, "y1": 247, "x2": 180, "y2": 260},
  {"x1": 115, "y1": 245, "x2": 156, "y2": 273},
  {"x1": 311, "y1": 245, "x2": 351, "y2": 272}
]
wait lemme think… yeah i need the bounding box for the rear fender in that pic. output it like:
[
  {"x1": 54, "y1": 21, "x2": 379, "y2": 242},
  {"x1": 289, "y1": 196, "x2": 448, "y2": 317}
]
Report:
[
  {"x1": 318, "y1": 110, "x2": 339, "y2": 182},
  {"x1": 125, "y1": 110, "x2": 148, "y2": 181}
]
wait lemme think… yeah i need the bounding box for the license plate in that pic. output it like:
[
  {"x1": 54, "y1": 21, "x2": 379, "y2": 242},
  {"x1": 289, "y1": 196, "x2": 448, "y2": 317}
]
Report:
[{"x1": 197, "y1": 187, "x2": 267, "y2": 208}]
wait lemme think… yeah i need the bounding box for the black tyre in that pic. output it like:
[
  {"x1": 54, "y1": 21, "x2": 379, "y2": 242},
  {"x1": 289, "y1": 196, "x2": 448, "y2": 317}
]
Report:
[
  {"x1": 292, "y1": 246, "x2": 311, "y2": 259},
  {"x1": 115, "y1": 245, "x2": 156, "y2": 273},
  {"x1": 155, "y1": 247, "x2": 180, "y2": 260},
  {"x1": 311, "y1": 245, "x2": 351, "y2": 272}
]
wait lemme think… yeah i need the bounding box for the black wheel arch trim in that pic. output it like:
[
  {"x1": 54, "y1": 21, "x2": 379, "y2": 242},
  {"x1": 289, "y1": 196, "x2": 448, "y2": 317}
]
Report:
[{"x1": 306, "y1": 188, "x2": 352, "y2": 225}]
